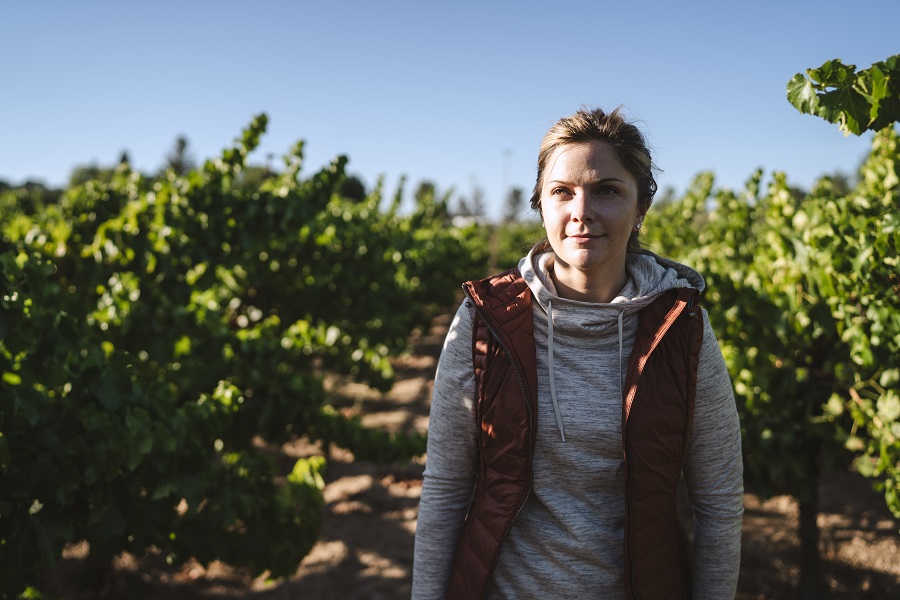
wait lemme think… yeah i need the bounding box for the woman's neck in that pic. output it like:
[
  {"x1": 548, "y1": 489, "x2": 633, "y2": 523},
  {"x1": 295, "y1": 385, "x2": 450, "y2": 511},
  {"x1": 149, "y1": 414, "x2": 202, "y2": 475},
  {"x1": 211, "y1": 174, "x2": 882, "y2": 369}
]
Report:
[{"x1": 549, "y1": 261, "x2": 627, "y2": 304}]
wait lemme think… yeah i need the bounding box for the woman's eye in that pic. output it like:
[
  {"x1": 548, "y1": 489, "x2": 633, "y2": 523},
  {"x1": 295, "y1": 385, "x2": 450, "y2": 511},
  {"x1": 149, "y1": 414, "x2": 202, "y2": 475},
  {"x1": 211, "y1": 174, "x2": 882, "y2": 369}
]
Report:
[{"x1": 551, "y1": 187, "x2": 569, "y2": 196}]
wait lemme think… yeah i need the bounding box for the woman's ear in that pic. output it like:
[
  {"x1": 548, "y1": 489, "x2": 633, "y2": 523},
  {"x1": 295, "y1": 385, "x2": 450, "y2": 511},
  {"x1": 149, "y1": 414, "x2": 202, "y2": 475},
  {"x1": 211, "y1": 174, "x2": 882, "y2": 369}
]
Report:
[{"x1": 637, "y1": 208, "x2": 649, "y2": 229}]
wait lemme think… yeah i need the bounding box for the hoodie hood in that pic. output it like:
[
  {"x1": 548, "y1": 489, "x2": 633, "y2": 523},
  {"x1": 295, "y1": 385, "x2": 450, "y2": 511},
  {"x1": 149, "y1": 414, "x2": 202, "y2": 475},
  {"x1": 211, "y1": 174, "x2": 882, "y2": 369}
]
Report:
[
  {"x1": 520, "y1": 247, "x2": 704, "y2": 328},
  {"x1": 519, "y1": 247, "x2": 704, "y2": 442}
]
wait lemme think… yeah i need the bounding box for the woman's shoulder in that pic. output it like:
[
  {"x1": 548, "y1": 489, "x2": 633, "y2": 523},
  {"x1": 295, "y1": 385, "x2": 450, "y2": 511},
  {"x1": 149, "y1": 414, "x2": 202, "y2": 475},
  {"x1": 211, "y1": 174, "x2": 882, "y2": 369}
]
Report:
[{"x1": 446, "y1": 298, "x2": 476, "y2": 339}]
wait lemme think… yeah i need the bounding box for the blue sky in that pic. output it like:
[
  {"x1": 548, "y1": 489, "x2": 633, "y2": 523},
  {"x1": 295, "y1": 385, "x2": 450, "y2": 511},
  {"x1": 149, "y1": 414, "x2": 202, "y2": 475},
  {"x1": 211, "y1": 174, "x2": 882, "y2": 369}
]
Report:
[{"x1": 2, "y1": 1, "x2": 897, "y2": 220}]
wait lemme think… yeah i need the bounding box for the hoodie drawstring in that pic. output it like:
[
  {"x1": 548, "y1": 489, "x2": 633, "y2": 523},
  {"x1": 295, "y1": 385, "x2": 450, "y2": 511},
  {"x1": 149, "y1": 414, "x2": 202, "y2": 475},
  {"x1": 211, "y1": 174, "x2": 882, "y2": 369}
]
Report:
[
  {"x1": 617, "y1": 309, "x2": 624, "y2": 395},
  {"x1": 547, "y1": 299, "x2": 566, "y2": 442},
  {"x1": 546, "y1": 301, "x2": 627, "y2": 444}
]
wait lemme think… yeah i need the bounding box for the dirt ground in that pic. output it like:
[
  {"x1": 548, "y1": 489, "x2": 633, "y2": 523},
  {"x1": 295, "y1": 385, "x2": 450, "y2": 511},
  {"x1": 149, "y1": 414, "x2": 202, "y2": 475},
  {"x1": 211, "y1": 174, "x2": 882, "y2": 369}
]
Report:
[{"x1": 40, "y1": 315, "x2": 900, "y2": 599}]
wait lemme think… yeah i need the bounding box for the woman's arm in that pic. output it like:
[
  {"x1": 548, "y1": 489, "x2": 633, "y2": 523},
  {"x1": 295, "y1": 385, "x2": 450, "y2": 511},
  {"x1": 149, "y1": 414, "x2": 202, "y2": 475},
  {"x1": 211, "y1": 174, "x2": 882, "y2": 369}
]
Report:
[
  {"x1": 411, "y1": 301, "x2": 480, "y2": 599},
  {"x1": 684, "y1": 310, "x2": 745, "y2": 599}
]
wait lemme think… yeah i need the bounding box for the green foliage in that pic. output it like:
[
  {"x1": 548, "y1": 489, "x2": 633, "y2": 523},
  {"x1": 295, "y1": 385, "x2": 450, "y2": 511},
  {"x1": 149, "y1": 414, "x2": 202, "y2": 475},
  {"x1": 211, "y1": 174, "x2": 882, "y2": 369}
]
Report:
[
  {"x1": 787, "y1": 54, "x2": 900, "y2": 135},
  {"x1": 646, "y1": 169, "x2": 836, "y2": 501},
  {"x1": 642, "y1": 128, "x2": 900, "y2": 518},
  {"x1": 492, "y1": 221, "x2": 544, "y2": 272},
  {"x1": 0, "y1": 182, "x2": 62, "y2": 217},
  {"x1": 0, "y1": 115, "x2": 485, "y2": 597},
  {"x1": 810, "y1": 129, "x2": 900, "y2": 512}
]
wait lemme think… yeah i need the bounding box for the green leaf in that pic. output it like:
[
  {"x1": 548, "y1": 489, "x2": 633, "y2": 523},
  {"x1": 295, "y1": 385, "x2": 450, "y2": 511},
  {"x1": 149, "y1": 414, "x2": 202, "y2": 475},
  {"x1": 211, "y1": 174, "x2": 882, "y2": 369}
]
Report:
[
  {"x1": 852, "y1": 244, "x2": 875, "y2": 272},
  {"x1": 96, "y1": 370, "x2": 124, "y2": 411},
  {"x1": 29, "y1": 516, "x2": 61, "y2": 570},
  {"x1": 787, "y1": 73, "x2": 820, "y2": 115},
  {"x1": 124, "y1": 408, "x2": 154, "y2": 470},
  {"x1": 151, "y1": 480, "x2": 177, "y2": 501},
  {"x1": 859, "y1": 64, "x2": 891, "y2": 104},
  {"x1": 880, "y1": 368, "x2": 899, "y2": 387},
  {"x1": 808, "y1": 59, "x2": 857, "y2": 86},
  {"x1": 877, "y1": 391, "x2": 900, "y2": 422},
  {"x1": 0, "y1": 432, "x2": 10, "y2": 473},
  {"x1": 288, "y1": 456, "x2": 326, "y2": 490}
]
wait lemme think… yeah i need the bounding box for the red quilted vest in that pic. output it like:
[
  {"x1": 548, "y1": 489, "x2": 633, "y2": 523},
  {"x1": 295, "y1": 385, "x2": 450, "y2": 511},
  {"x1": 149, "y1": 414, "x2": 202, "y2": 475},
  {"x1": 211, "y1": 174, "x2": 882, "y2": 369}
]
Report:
[{"x1": 446, "y1": 268, "x2": 702, "y2": 600}]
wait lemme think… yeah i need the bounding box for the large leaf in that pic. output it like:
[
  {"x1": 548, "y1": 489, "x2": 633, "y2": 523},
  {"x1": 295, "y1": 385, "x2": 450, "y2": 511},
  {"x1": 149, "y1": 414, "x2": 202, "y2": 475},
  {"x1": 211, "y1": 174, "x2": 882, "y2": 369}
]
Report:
[
  {"x1": 817, "y1": 87, "x2": 873, "y2": 136},
  {"x1": 787, "y1": 73, "x2": 820, "y2": 115}
]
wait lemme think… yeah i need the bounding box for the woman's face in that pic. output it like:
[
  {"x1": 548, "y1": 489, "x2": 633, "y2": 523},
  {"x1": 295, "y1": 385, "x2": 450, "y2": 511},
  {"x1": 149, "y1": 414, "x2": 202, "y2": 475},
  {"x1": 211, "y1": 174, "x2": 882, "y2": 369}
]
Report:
[{"x1": 540, "y1": 140, "x2": 643, "y2": 282}]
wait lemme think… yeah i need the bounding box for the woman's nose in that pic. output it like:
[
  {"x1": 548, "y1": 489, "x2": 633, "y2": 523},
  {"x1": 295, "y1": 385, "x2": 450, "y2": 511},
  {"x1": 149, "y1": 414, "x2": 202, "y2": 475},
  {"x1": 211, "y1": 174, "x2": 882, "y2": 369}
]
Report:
[{"x1": 570, "y1": 190, "x2": 593, "y2": 222}]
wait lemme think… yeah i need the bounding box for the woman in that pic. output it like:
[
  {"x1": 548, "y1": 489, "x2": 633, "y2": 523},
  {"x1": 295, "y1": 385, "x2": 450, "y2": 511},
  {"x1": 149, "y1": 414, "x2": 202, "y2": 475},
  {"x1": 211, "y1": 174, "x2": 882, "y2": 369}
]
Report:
[{"x1": 412, "y1": 107, "x2": 744, "y2": 599}]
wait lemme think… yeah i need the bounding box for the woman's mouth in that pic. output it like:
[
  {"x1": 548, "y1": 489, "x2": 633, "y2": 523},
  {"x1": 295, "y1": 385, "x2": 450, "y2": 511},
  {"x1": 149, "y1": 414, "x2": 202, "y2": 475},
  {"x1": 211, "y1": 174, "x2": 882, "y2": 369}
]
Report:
[{"x1": 568, "y1": 233, "x2": 598, "y2": 243}]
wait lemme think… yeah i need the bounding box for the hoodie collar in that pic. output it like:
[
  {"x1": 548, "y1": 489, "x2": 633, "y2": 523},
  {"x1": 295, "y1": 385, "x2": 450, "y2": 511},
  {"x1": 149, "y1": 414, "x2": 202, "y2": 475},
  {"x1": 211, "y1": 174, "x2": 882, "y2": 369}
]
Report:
[{"x1": 521, "y1": 247, "x2": 703, "y2": 328}]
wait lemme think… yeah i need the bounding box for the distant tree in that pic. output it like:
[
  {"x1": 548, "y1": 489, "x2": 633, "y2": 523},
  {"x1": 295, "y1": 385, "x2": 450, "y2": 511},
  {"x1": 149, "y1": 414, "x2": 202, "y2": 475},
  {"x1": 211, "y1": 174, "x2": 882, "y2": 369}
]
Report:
[
  {"x1": 29, "y1": 180, "x2": 63, "y2": 208},
  {"x1": 826, "y1": 170, "x2": 854, "y2": 196},
  {"x1": 118, "y1": 150, "x2": 131, "y2": 167},
  {"x1": 339, "y1": 174, "x2": 366, "y2": 201},
  {"x1": 414, "y1": 181, "x2": 436, "y2": 205},
  {"x1": 455, "y1": 195, "x2": 473, "y2": 217},
  {"x1": 68, "y1": 163, "x2": 117, "y2": 187},
  {"x1": 2, "y1": 180, "x2": 63, "y2": 214},
  {"x1": 455, "y1": 179, "x2": 487, "y2": 218},
  {"x1": 470, "y1": 184, "x2": 486, "y2": 217},
  {"x1": 412, "y1": 180, "x2": 451, "y2": 223},
  {"x1": 233, "y1": 164, "x2": 275, "y2": 192},
  {"x1": 502, "y1": 187, "x2": 525, "y2": 222},
  {"x1": 164, "y1": 135, "x2": 196, "y2": 175},
  {"x1": 69, "y1": 164, "x2": 99, "y2": 187}
]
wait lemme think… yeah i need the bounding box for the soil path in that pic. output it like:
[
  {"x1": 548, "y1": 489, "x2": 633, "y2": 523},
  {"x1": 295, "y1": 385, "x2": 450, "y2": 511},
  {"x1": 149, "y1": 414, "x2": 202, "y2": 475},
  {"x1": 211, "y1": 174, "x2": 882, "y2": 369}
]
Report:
[{"x1": 42, "y1": 314, "x2": 900, "y2": 599}]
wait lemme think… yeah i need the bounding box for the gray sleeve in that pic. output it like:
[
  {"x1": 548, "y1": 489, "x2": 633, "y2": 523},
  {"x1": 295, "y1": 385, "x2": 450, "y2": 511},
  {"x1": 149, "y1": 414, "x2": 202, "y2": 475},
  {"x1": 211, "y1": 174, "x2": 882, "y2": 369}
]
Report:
[
  {"x1": 684, "y1": 310, "x2": 744, "y2": 599},
  {"x1": 411, "y1": 301, "x2": 479, "y2": 600}
]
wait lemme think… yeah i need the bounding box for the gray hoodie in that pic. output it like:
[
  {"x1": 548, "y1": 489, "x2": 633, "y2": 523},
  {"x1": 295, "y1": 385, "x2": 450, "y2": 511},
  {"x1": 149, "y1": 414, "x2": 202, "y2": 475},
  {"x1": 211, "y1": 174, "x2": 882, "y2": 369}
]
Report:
[{"x1": 412, "y1": 249, "x2": 744, "y2": 599}]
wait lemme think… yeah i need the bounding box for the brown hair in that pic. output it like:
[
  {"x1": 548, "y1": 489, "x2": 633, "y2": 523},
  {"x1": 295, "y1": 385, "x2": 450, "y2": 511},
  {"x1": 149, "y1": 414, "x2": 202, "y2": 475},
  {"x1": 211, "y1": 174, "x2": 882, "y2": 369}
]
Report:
[{"x1": 531, "y1": 106, "x2": 658, "y2": 253}]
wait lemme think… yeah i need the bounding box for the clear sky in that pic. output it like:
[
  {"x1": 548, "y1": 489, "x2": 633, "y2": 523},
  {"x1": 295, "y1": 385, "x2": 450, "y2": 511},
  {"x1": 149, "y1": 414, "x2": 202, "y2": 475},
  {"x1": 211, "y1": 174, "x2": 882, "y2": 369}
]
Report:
[{"x1": 2, "y1": 0, "x2": 897, "y2": 220}]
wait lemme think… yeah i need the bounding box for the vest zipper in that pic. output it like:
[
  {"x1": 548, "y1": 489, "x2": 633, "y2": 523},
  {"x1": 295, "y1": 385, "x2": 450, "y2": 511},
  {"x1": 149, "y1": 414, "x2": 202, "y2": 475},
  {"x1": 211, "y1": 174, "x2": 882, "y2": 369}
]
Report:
[{"x1": 465, "y1": 291, "x2": 534, "y2": 599}]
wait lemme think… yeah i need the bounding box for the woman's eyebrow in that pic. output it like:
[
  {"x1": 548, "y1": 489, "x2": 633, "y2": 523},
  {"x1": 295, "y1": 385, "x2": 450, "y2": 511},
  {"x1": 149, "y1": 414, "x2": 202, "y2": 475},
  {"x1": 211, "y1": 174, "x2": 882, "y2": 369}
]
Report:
[{"x1": 546, "y1": 177, "x2": 626, "y2": 186}]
